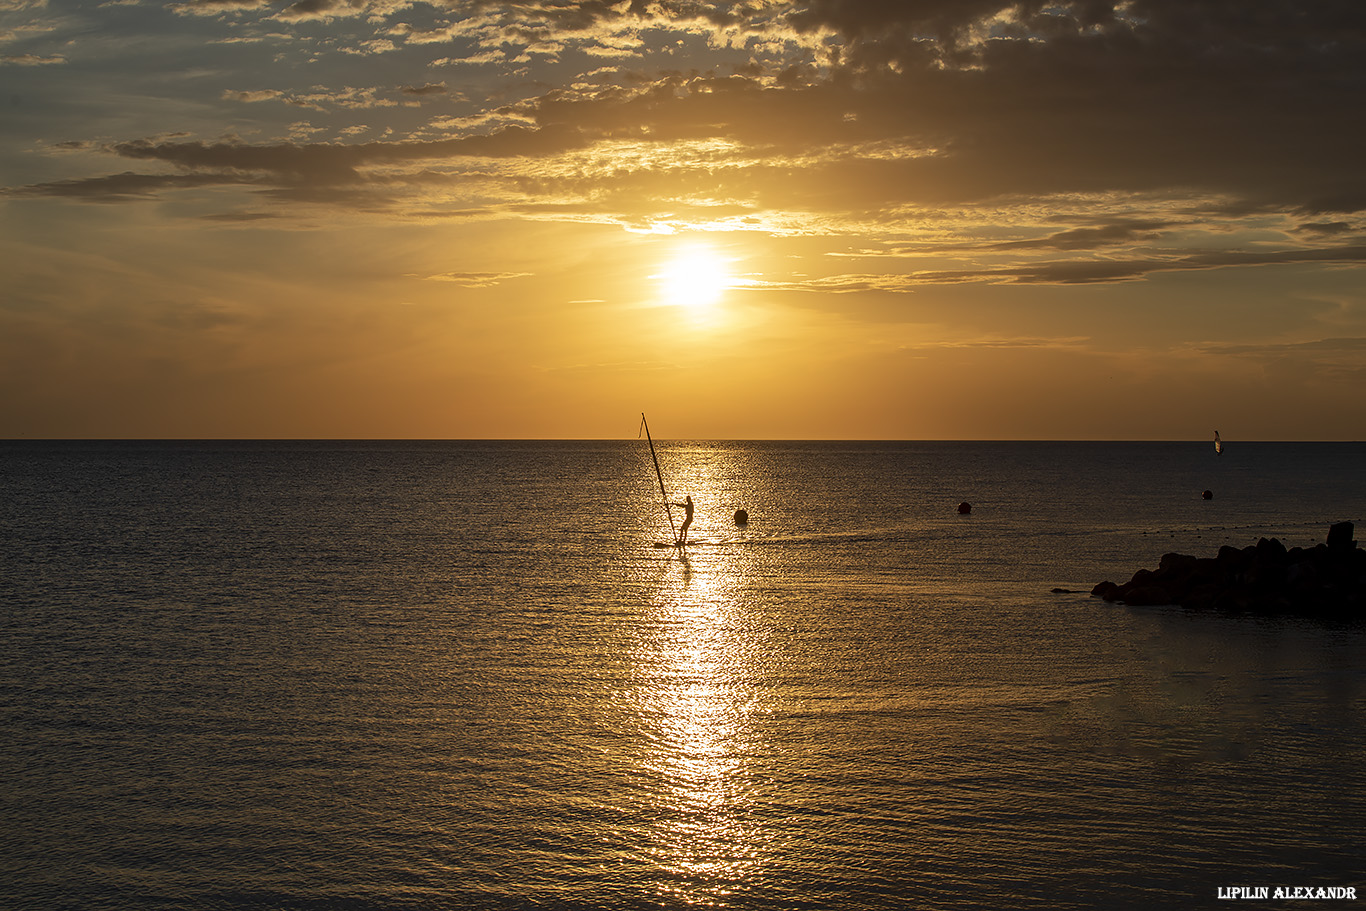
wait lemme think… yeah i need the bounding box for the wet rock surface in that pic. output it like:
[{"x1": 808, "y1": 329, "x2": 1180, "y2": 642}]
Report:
[{"x1": 1092, "y1": 521, "x2": 1366, "y2": 620}]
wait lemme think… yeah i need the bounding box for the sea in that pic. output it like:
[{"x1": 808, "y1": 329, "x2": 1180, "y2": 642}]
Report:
[{"x1": 2, "y1": 440, "x2": 1364, "y2": 911}]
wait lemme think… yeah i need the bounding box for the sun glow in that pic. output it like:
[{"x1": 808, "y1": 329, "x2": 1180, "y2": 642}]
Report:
[{"x1": 654, "y1": 245, "x2": 732, "y2": 313}]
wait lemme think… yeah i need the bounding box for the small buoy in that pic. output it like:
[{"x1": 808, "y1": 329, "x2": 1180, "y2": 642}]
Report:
[
  {"x1": 734, "y1": 508, "x2": 748, "y2": 526},
  {"x1": 1202, "y1": 490, "x2": 1213, "y2": 500},
  {"x1": 957, "y1": 502, "x2": 972, "y2": 514}
]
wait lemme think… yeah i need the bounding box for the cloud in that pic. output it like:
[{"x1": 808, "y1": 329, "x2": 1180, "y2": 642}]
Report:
[
  {"x1": 506, "y1": 3, "x2": 1366, "y2": 211},
  {"x1": 199, "y1": 211, "x2": 282, "y2": 222},
  {"x1": 172, "y1": 0, "x2": 273, "y2": 15},
  {"x1": 344, "y1": 38, "x2": 400, "y2": 55},
  {"x1": 277, "y1": 0, "x2": 345, "y2": 21},
  {"x1": 221, "y1": 85, "x2": 429, "y2": 112},
  {"x1": 988, "y1": 221, "x2": 1178, "y2": 252},
  {"x1": 1298, "y1": 222, "x2": 1356, "y2": 237},
  {"x1": 223, "y1": 89, "x2": 284, "y2": 103},
  {"x1": 399, "y1": 82, "x2": 447, "y2": 96},
  {"x1": 1298, "y1": 192, "x2": 1366, "y2": 216},
  {"x1": 742, "y1": 274, "x2": 919, "y2": 294},
  {"x1": 8, "y1": 0, "x2": 1364, "y2": 253},
  {"x1": 906, "y1": 335, "x2": 1095, "y2": 352},
  {"x1": 286, "y1": 86, "x2": 400, "y2": 111},
  {"x1": 267, "y1": 0, "x2": 419, "y2": 22},
  {"x1": 1208, "y1": 337, "x2": 1366, "y2": 358},
  {"x1": 413, "y1": 271, "x2": 531, "y2": 287},
  {"x1": 99, "y1": 121, "x2": 589, "y2": 175},
  {"x1": 2, "y1": 120, "x2": 602, "y2": 211},
  {"x1": 1198, "y1": 337, "x2": 1366, "y2": 383},
  {"x1": 741, "y1": 244, "x2": 1366, "y2": 293},
  {"x1": 901, "y1": 245, "x2": 1366, "y2": 286},
  {"x1": 3, "y1": 170, "x2": 262, "y2": 202},
  {"x1": 1, "y1": 53, "x2": 65, "y2": 64}
]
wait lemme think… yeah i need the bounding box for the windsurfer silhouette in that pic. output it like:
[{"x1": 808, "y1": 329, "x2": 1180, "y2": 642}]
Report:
[{"x1": 673, "y1": 495, "x2": 694, "y2": 545}]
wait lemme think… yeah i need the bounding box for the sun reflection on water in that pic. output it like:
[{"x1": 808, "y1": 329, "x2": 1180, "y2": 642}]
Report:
[{"x1": 633, "y1": 504, "x2": 767, "y2": 905}]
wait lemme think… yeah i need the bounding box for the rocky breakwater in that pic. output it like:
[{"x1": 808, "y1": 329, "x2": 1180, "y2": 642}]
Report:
[{"x1": 1092, "y1": 521, "x2": 1366, "y2": 620}]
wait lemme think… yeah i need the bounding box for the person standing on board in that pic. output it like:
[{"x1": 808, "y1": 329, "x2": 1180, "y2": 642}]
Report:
[{"x1": 673, "y1": 495, "x2": 694, "y2": 546}]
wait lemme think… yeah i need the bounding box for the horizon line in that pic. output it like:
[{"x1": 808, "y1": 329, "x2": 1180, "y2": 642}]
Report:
[{"x1": 3, "y1": 437, "x2": 1363, "y2": 444}]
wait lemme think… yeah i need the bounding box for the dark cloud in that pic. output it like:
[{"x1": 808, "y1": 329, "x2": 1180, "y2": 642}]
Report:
[
  {"x1": 905, "y1": 244, "x2": 1366, "y2": 285},
  {"x1": 793, "y1": 0, "x2": 1365, "y2": 69},
  {"x1": 758, "y1": 242, "x2": 1366, "y2": 291},
  {"x1": 1186, "y1": 245, "x2": 1366, "y2": 270},
  {"x1": 3, "y1": 170, "x2": 261, "y2": 202},
  {"x1": 1, "y1": 54, "x2": 67, "y2": 65},
  {"x1": 1297, "y1": 222, "x2": 1355, "y2": 237},
  {"x1": 908, "y1": 260, "x2": 1160, "y2": 286},
  {"x1": 1206, "y1": 337, "x2": 1366, "y2": 358},
  {"x1": 989, "y1": 222, "x2": 1177, "y2": 252},
  {"x1": 772, "y1": 2, "x2": 1366, "y2": 211},
  {"x1": 478, "y1": 0, "x2": 1366, "y2": 213},
  {"x1": 791, "y1": 0, "x2": 1013, "y2": 46},
  {"x1": 97, "y1": 123, "x2": 590, "y2": 183},
  {"x1": 200, "y1": 211, "x2": 282, "y2": 221},
  {"x1": 1298, "y1": 192, "x2": 1366, "y2": 216}
]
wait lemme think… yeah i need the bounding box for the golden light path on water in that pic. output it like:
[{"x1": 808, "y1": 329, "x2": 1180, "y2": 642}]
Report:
[{"x1": 631, "y1": 453, "x2": 772, "y2": 906}]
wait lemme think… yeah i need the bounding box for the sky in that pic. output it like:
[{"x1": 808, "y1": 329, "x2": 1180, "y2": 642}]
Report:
[{"x1": 2, "y1": 0, "x2": 1364, "y2": 440}]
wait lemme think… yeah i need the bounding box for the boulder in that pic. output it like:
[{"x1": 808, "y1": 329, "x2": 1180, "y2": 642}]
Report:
[{"x1": 1327, "y1": 520, "x2": 1355, "y2": 552}]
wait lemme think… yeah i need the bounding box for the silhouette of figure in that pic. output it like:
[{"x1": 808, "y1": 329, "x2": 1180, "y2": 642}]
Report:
[{"x1": 673, "y1": 495, "x2": 694, "y2": 545}]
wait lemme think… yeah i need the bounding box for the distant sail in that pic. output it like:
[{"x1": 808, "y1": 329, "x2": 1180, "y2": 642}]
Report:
[{"x1": 1214, "y1": 431, "x2": 1223, "y2": 455}]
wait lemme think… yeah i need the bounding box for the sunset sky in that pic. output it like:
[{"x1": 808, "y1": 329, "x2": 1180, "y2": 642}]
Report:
[{"x1": 3, "y1": 0, "x2": 1364, "y2": 439}]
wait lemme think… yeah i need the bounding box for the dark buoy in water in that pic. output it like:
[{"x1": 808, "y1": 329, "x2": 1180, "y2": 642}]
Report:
[
  {"x1": 734, "y1": 508, "x2": 748, "y2": 526},
  {"x1": 957, "y1": 502, "x2": 972, "y2": 514},
  {"x1": 1202, "y1": 490, "x2": 1213, "y2": 500}
]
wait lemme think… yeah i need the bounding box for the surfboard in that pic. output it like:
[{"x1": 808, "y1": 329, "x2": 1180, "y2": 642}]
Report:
[{"x1": 652, "y1": 538, "x2": 727, "y2": 548}]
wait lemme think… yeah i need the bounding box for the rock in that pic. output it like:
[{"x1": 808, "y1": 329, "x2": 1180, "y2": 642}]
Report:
[
  {"x1": 1216, "y1": 545, "x2": 1245, "y2": 570},
  {"x1": 1123, "y1": 585, "x2": 1175, "y2": 606},
  {"x1": 1091, "y1": 523, "x2": 1365, "y2": 622},
  {"x1": 1159, "y1": 552, "x2": 1198, "y2": 574},
  {"x1": 1128, "y1": 567, "x2": 1157, "y2": 587},
  {"x1": 1255, "y1": 536, "x2": 1288, "y2": 562}
]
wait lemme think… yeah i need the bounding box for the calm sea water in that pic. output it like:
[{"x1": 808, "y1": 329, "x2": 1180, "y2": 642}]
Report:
[{"x1": 2, "y1": 440, "x2": 1364, "y2": 910}]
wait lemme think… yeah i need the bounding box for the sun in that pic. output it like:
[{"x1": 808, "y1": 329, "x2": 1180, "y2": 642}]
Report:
[{"x1": 654, "y1": 245, "x2": 732, "y2": 312}]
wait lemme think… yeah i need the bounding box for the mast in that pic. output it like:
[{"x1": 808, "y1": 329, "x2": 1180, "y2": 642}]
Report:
[{"x1": 641, "y1": 413, "x2": 679, "y2": 542}]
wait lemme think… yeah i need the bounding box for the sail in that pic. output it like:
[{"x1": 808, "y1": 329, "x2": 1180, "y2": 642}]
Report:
[
  {"x1": 1214, "y1": 431, "x2": 1223, "y2": 455},
  {"x1": 641, "y1": 413, "x2": 679, "y2": 542}
]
